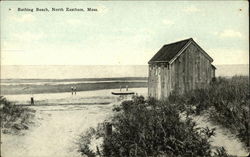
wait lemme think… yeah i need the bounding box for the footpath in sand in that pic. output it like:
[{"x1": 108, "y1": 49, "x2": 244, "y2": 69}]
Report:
[
  {"x1": 193, "y1": 114, "x2": 249, "y2": 156},
  {"x1": 1, "y1": 88, "x2": 248, "y2": 157},
  {"x1": 1, "y1": 88, "x2": 147, "y2": 157}
]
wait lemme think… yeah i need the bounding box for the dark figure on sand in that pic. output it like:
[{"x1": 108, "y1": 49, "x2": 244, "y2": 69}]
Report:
[
  {"x1": 74, "y1": 87, "x2": 77, "y2": 95},
  {"x1": 71, "y1": 86, "x2": 77, "y2": 95},
  {"x1": 71, "y1": 86, "x2": 74, "y2": 95}
]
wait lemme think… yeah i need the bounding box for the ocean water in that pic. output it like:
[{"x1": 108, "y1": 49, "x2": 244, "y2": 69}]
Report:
[
  {"x1": 1, "y1": 64, "x2": 248, "y2": 79},
  {"x1": 1, "y1": 65, "x2": 148, "y2": 79},
  {"x1": 214, "y1": 64, "x2": 249, "y2": 77}
]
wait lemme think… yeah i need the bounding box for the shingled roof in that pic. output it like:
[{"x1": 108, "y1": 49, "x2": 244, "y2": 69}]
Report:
[{"x1": 148, "y1": 38, "x2": 213, "y2": 64}]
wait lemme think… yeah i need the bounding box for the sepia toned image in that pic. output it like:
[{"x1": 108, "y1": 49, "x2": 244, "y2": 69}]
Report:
[{"x1": 0, "y1": 1, "x2": 249, "y2": 157}]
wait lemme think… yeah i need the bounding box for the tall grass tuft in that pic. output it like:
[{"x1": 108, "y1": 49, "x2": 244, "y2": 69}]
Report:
[
  {"x1": 0, "y1": 96, "x2": 35, "y2": 134},
  {"x1": 169, "y1": 76, "x2": 249, "y2": 147},
  {"x1": 78, "y1": 96, "x2": 217, "y2": 156}
]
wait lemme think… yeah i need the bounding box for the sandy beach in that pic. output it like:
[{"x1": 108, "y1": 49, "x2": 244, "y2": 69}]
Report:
[{"x1": 1, "y1": 88, "x2": 147, "y2": 157}]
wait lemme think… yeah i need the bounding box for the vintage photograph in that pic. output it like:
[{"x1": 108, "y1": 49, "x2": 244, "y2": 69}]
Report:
[{"x1": 0, "y1": 1, "x2": 249, "y2": 157}]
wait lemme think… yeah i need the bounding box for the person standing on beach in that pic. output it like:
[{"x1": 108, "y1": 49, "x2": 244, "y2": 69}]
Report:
[
  {"x1": 74, "y1": 86, "x2": 77, "y2": 95},
  {"x1": 71, "y1": 86, "x2": 74, "y2": 95}
]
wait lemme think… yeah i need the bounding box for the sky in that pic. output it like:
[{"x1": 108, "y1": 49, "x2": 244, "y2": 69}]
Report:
[{"x1": 1, "y1": 1, "x2": 249, "y2": 65}]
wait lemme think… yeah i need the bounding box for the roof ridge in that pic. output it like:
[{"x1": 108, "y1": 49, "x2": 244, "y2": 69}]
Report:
[
  {"x1": 163, "y1": 38, "x2": 193, "y2": 47},
  {"x1": 148, "y1": 38, "x2": 197, "y2": 64}
]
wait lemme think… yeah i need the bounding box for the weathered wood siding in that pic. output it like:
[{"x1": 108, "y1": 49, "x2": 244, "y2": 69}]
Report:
[
  {"x1": 148, "y1": 42, "x2": 215, "y2": 99},
  {"x1": 170, "y1": 43, "x2": 214, "y2": 95},
  {"x1": 148, "y1": 63, "x2": 171, "y2": 99}
]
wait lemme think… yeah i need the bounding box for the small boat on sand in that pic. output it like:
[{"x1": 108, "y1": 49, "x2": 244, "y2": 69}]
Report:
[
  {"x1": 111, "y1": 91, "x2": 135, "y2": 95},
  {"x1": 111, "y1": 85, "x2": 135, "y2": 95}
]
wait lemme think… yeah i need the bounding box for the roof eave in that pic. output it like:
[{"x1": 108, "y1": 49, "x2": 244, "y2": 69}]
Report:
[
  {"x1": 148, "y1": 61, "x2": 169, "y2": 64},
  {"x1": 211, "y1": 64, "x2": 217, "y2": 69}
]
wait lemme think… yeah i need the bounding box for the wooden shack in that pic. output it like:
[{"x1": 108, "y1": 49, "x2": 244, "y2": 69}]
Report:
[{"x1": 148, "y1": 38, "x2": 216, "y2": 99}]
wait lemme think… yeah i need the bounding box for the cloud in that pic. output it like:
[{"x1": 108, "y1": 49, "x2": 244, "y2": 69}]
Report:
[
  {"x1": 11, "y1": 14, "x2": 35, "y2": 22},
  {"x1": 162, "y1": 19, "x2": 174, "y2": 25},
  {"x1": 1, "y1": 31, "x2": 46, "y2": 60},
  {"x1": 214, "y1": 29, "x2": 243, "y2": 38},
  {"x1": 183, "y1": 6, "x2": 200, "y2": 13}
]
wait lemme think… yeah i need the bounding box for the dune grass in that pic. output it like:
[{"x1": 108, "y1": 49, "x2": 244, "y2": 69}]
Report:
[
  {"x1": 77, "y1": 76, "x2": 248, "y2": 156},
  {"x1": 168, "y1": 76, "x2": 249, "y2": 148},
  {"x1": 77, "y1": 96, "x2": 225, "y2": 157},
  {"x1": 0, "y1": 96, "x2": 35, "y2": 134}
]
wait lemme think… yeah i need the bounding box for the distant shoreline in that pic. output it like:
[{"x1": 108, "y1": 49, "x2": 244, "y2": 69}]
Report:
[{"x1": 1, "y1": 80, "x2": 148, "y2": 95}]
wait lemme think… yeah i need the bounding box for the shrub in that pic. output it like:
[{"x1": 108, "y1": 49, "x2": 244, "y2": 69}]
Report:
[
  {"x1": 169, "y1": 76, "x2": 250, "y2": 147},
  {"x1": 0, "y1": 96, "x2": 35, "y2": 134},
  {"x1": 77, "y1": 127, "x2": 97, "y2": 157},
  {"x1": 214, "y1": 147, "x2": 235, "y2": 157},
  {"x1": 78, "y1": 96, "x2": 217, "y2": 157},
  {"x1": 78, "y1": 76, "x2": 248, "y2": 156}
]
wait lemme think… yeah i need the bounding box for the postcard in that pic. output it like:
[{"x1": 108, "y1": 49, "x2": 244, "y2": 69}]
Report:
[{"x1": 0, "y1": 1, "x2": 249, "y2": 157}]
